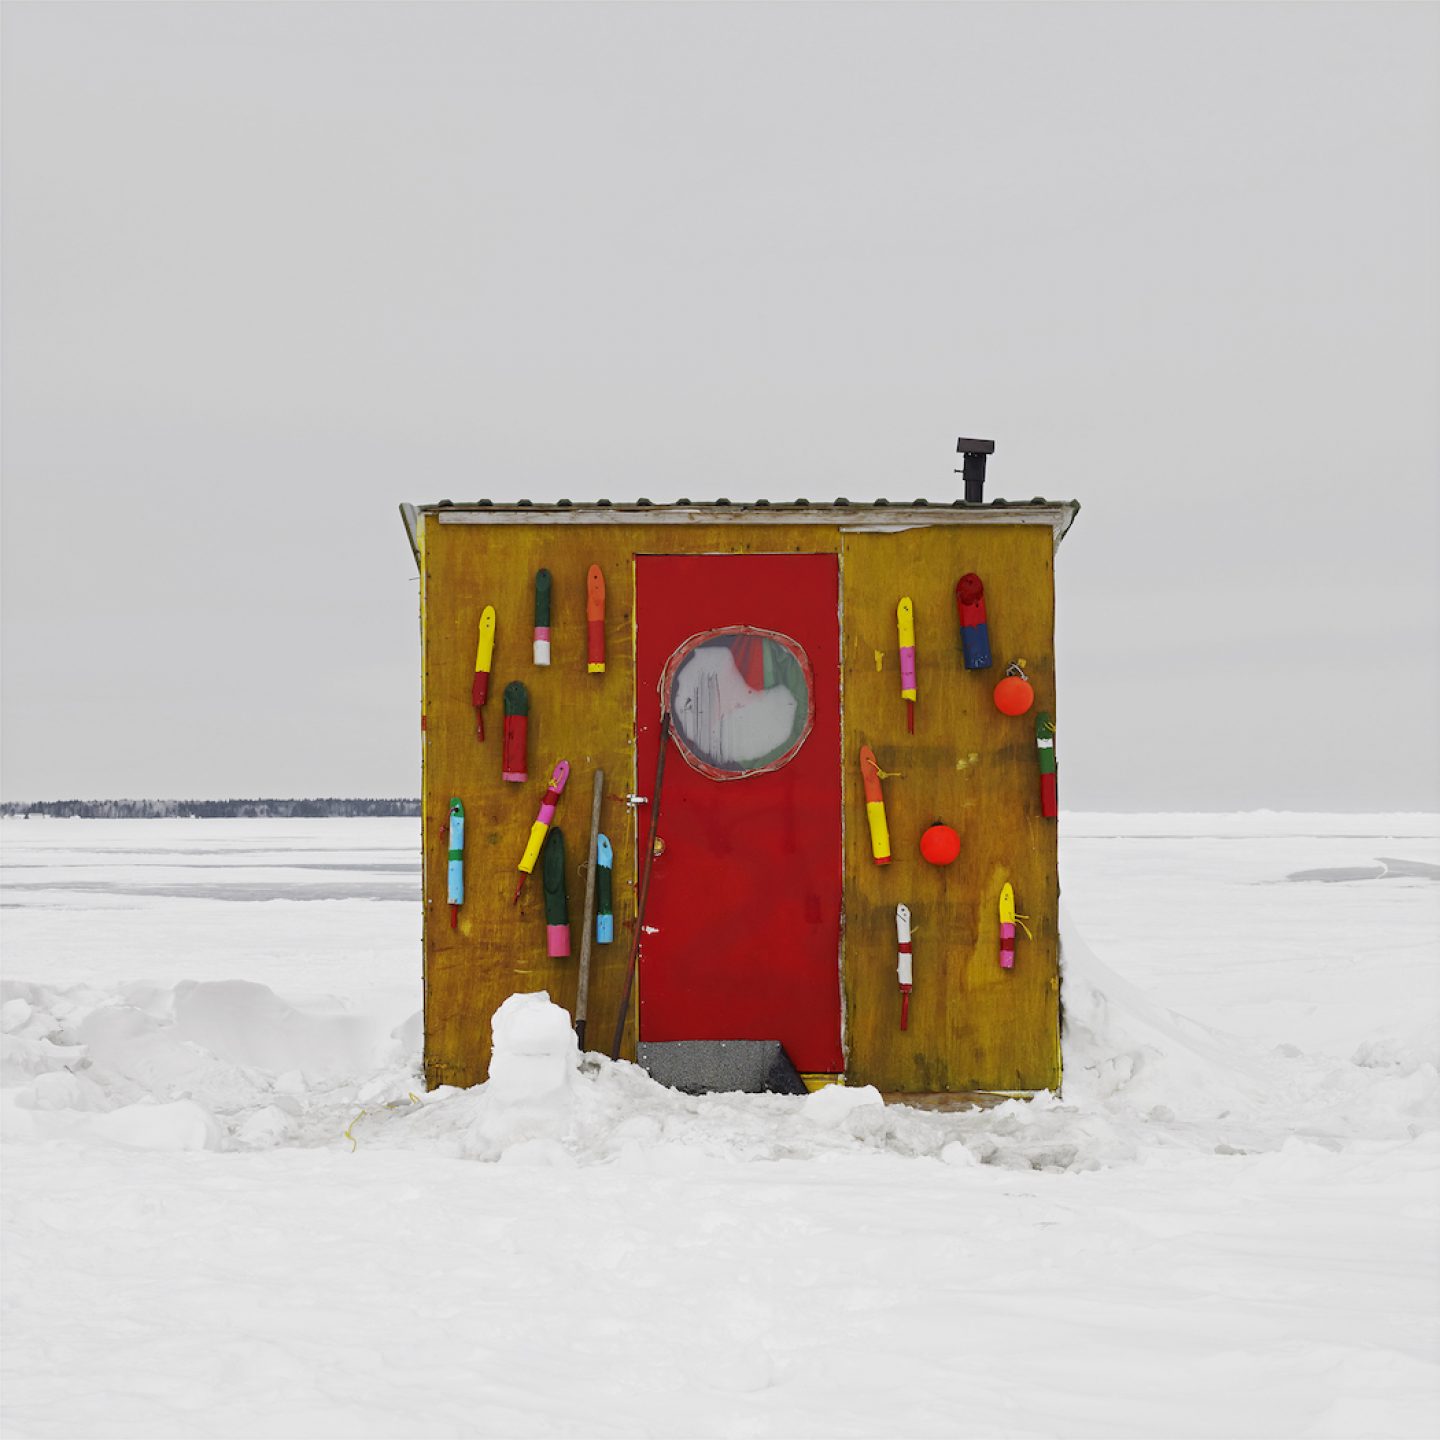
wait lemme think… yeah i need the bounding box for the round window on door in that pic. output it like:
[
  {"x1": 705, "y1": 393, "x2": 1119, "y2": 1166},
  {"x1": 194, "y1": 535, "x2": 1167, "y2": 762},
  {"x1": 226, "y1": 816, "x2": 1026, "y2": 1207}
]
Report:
[{"x1": 660, "y1": 627, "x2": 815, "y2": 780}]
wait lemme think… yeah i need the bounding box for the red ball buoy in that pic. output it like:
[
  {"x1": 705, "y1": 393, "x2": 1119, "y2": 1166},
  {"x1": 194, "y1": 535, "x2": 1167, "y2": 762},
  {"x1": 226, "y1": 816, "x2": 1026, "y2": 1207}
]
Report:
[
  {"x1": 993, "y1": 674, "x2": 1034, "y2": 716},
  {"x1": 920, "y1": 822, "x2": 962, "y2": 866}
]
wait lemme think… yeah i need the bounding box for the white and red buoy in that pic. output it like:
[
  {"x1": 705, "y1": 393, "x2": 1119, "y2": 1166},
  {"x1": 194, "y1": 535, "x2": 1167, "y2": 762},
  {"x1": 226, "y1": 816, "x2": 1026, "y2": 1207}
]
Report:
[{"x1": 896, "y1": 902, "x2": 913, "y2": 1030}]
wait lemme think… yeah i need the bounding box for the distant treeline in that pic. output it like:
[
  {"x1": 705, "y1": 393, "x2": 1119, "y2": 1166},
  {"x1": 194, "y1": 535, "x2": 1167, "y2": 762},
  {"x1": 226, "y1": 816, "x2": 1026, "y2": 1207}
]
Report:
[{"x1": 2, "y1": 798, "x2": 421, "y2": 819}]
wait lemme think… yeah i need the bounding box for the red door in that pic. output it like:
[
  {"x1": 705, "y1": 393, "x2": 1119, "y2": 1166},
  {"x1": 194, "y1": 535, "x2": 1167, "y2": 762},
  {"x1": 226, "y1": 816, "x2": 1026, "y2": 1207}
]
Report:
[{"x1": 634, "y1": 554, "x2": 843, "y2": 1073}]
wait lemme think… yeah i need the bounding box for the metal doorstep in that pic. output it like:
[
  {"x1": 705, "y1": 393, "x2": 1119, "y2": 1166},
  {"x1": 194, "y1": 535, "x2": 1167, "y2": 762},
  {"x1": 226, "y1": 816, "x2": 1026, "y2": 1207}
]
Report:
[{"x1": 636, "y1": 1040, "x2": 810, "y2": 1096}]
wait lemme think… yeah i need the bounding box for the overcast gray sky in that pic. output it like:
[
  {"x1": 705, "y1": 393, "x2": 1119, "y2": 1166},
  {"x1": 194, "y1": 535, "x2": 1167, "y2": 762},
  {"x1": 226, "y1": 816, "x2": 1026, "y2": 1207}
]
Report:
[{"x1": 3, "y1": 1, "x2": 1436, "y2": 810}]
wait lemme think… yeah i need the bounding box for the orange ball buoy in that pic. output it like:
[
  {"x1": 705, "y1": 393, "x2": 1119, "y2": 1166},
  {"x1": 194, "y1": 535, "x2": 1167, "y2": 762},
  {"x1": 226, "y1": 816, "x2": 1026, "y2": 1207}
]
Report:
[
  {"x1": 993, "y1": 673, "x2": 1034, "y2": 716},
  {"x1": 920, "y1": 822, "x2": 962, "y2": 866}
]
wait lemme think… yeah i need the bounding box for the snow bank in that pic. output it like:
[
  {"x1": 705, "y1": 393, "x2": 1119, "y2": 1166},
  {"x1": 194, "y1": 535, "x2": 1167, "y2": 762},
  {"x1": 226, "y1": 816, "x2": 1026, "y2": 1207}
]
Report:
[
  {"x1": 1059, "y1": 912, "x2": 1438, "y2": 1153},
  {"x1": 339, "y1": 898, "x2": 1425, "y2": 1171},
  {"x1": 1, "y1": 975, "x2": 415, "y2": 1151},
  {"x1": 1, "y1": 873, "x2": 1435, "y2": 1174},
  {"x1": 4, "y1": 895, "x2": 1437, "y2": 1172},
  {"x1": 170, "y1": 979, "x2": 380, "y2": 1081}
]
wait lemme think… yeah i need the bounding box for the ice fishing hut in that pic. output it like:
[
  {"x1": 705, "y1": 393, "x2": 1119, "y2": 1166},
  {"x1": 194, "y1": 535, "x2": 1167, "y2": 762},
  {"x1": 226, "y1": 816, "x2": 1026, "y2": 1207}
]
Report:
[{"x1": 400, "y1": 444, "x2": 1079, "y2": 1099}]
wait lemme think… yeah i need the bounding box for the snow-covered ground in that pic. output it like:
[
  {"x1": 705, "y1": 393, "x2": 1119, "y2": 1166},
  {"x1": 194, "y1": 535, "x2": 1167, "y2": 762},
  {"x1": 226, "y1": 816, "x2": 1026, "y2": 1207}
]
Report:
[{"x1": 2, "y1": 815, "x2": 1437, "y2": 1439}]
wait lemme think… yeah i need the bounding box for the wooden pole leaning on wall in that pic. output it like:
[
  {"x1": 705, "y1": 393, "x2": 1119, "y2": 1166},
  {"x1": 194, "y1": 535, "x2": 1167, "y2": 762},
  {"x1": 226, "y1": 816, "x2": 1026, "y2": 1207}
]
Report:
[
  {"x1": 610, "y1": 709, "x2": 672, "y2": 1061},
  {"x1": 574, "y1": 768, "x2": 604, "y2": 1051}
]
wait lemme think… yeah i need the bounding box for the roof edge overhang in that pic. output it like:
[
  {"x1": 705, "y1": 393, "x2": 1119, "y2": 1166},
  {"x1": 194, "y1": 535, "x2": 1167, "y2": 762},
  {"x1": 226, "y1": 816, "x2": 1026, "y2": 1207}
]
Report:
[
  {"x1": 400, "y1": 498, "x2": 1080, "y2": 569},
  {"x1": 398, "y1": 502, "x2": 421, "y2": 568}
]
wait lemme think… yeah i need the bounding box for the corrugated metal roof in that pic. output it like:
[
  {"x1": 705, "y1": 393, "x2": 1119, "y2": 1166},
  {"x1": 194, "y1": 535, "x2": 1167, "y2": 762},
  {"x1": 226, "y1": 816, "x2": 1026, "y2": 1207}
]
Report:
[
  {"x1": 419, "y1": 496, "x2": 1070, "y2": 510},
  {"x1": 398, "y1": 497, "x2": 1080, "y2": 569}
]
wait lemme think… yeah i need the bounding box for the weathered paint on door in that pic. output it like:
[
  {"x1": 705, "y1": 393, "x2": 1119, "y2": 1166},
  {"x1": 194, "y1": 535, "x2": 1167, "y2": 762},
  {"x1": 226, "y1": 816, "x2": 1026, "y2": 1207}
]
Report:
[{"x1": 634, "y1": 554, "x2": 844, "y2": 1073}]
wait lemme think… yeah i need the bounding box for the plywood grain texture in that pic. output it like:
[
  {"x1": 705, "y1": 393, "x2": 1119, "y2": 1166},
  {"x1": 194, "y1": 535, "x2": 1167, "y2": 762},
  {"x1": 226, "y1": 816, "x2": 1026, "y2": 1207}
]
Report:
[
  {"x1": 418, "y1": 515, "x2": 1060, "y2": 1094},
  {"x1": 839, "y1": 526, "x2": 1059, "y2": 1093}
]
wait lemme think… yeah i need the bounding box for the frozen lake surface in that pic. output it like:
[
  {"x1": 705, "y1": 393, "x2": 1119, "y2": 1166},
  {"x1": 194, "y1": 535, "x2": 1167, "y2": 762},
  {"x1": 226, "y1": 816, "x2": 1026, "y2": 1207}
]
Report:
[{"x1": 3, "y1": 814, "x2": 1438, "y2": 1438}]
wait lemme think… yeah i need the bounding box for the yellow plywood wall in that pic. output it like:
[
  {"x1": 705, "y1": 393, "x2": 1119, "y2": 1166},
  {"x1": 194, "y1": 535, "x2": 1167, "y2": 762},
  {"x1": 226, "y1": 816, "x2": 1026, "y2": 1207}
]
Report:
[
  {"x1": 419, "y1": 517, "x2": 1058, "y2": 1094},
  {"x1": 839, "y1": 527, "x2": 1059, "y2": 1094}
]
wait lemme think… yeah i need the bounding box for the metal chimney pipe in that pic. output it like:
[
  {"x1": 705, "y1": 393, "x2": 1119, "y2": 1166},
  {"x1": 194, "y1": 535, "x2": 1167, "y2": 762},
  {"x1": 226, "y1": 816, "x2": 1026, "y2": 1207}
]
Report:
[{"x1": 955, "y1": 437, "x2": 996, "y2": 503}]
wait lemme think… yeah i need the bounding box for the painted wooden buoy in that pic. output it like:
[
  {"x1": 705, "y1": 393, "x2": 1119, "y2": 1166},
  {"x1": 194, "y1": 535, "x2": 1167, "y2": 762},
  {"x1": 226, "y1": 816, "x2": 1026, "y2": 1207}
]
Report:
[
  {"x1": 542, "y1": 826, "x2": 570, "y2": 958},
  {"x1": 896, "y1": 902, "x2": 913, "y2": 1031},
  {"x1": 999, "y1": 882, "x2": 1016, "y2": 969},
  {"x1": 1036, "y1": 712, "x2": 1058, "y2": 818},
  {"x1": 859, "y1": 744, "x2": 891, "y2": 865},
  {"x1": 512, "y1": 760, "x2": 570, "y2": 903},
  {"x1": 587, "y1": 565, "x2": 606, "y2": 674},
  {"x1": 472, "y1": 606, "x2": 496, "y2": 740},
  {"x1": 533, "y1": 568, "x2": 552, "y2": 666},
  {"x1": 595, "y1": 833, "x2": 614, "y2": 943},
  {"x1": 897, "y1": 596, "x2": 917, "y2": 733},
  {"x1": 447, "y1": 799, "x2": 464, "y2": 929},
  {"x1": 998, "y1": 883, "x2": 1032, "y2": 969},
  {"x1": 955, "y1": 573, "x2": 992, "y2": 670},
  {"x1": 502, "y1": 682, "x2": 529, "y2": 783}
]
